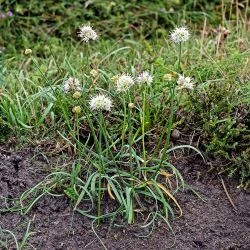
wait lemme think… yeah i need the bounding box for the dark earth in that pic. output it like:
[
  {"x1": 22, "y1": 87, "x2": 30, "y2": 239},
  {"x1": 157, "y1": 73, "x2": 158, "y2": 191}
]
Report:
[{"x1": 0, "y1": 147, "x2": 249, "y2": 250}]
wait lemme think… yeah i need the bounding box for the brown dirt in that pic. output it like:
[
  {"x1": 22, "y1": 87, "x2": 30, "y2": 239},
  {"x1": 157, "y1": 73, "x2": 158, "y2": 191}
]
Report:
[{"x1": 0, "y1": 148, "x2": 249, "y2": 250}]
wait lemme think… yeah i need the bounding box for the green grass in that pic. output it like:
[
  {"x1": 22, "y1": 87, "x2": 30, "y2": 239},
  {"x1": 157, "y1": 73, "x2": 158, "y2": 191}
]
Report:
[{"x1": 0, "y1": 1, "x2": 249, "y2": 244}]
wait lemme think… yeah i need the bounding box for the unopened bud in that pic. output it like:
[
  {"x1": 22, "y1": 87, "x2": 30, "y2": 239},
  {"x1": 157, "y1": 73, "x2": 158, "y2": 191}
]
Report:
[
  {"x1": 90, "y1": 69, "x2": 98, "y2": 78},
  {"x1": 111, "y1": 75, "x2": 119, "y2": 82},
  {"x1": 24, "y1": 49, "x2": 32, "y2": 55},
  {"x1": 73, "y1": 91, "x2": 81, "y2": 99},
  {"x1": 72, "y1": 106, "x2": 81, "y2": 114},
  {"x1": 128, "y1": 103, "x2": 135, "y2": 109},
  {"x1": 163, "y1": 73, "x2": 172, "y2": 81}
]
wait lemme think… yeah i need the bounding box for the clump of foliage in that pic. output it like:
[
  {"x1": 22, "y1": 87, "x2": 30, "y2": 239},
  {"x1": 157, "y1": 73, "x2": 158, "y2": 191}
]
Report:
[{"x1": 181, "y1": 78, "x2": 250, "y2": 186}]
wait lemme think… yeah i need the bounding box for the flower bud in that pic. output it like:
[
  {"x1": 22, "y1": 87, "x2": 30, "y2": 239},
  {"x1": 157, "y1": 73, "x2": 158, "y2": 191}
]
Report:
[
  {"x1": 73, "y1": 91, "x2": 81, "y2": 99},
  {"x1": 163, "y1": 74, "x2": 172, "y2": 81},
  {"x1": 24, "y1": 49, "x2": 32, "y2": 55},
  {"x1": 111, "y1": 75, "x2": 119, "y2": 82},
  {"x1": 90, "y1": 69, "x2": 98, "y2": 78},
  {"x1": 72, "y1": 106, "x2": 81, "y2": 114},
  {"x1": 128, "y1": 103, "x2": 135, "y2": 109}
]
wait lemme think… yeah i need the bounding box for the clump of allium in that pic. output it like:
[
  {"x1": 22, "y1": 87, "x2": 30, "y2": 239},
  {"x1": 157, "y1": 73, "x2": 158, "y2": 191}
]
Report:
[
  {"x1": 115, "y1": 74, "x2": 134, "y2": 92},
  {"x1": 78, "y1": 25, "x2": 97, "y2": 42},
  {"x1": 137, "y1": 71, "x2": 153, "y2": 85},
  {"x1": 63, "y1": 77, "x2": 82, "y2": 93},
  {"x1": 89, "y1": 94, "x2": 113, "y2": 111},
  {"x1": 170, "y1": 27, "x2": 190, "y2": 43},
  {"x1": 177, "y1": 75, "x2": 194, "y2": 90}
]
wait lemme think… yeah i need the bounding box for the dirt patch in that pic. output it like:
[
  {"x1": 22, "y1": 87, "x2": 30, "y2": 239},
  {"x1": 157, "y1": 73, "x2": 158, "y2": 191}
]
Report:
[{"x1": 0, "y1": 148, "x2": 249, "y2": 250}]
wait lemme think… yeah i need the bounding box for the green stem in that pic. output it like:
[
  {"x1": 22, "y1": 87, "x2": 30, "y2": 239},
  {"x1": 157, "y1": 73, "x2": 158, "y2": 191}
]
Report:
[
  {"x1": 97, "y1": 112, "x2": 105, "y2": 225},
  {"x1": 178, "y1": 42, "x2": 182, "y2": 72},
  {"x1": 99, "y1": 113, "x2": 110, "y2": 160},
  {"x1": 128, "y1": 108, "x2": 133, "y2": 179},
  {"x1": 128, "y1": 98, "x2": 134, "y2": 224},
  {"x1": 86, "y1": 43, "x2": 90, "y2": 70},
  {"x1": 75, "y1": 113, "x2": 80, "y2": 142},
  {"x1": 121, "y1": 94, "x2": 127, "y2": 148},
  {"x1": 98, "y1": 170, "x2": 102, "y2": 225},
  {"x1": 142, "y1": 89, "x2": 147, "y2": 170}
]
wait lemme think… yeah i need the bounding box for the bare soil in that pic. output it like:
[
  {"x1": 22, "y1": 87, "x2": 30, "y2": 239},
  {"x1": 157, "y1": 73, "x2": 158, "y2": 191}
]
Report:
[{"x1": 0, "y1": 147, "x2": 249, "y2": 250}]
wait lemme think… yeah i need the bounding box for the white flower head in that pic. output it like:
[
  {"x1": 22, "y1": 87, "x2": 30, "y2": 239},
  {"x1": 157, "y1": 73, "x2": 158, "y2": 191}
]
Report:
[
  {"x1": 115, "y1": 74, "x2": 134, "y2": 92},
  {"x1": 137, "y1": 71, "x2": 153, "y2": 85},
  {"x1": 89, "y1": 94, "x2": 113, "y2": 111},
  {"x1": 177, "y1": 75, "x2": 194, "y2": 90},
  {"x1": 170, "y1": 27, "x2": 190, "y2": 43},
  {"x1": 78, "y1": 25, "x2": 98, "y2": 42},
  {"x1": 63, "y1": 77, "x2": 82, "y2": 93}
]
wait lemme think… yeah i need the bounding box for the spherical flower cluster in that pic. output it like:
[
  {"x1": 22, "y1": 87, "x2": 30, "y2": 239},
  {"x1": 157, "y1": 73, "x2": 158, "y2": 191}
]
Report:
[
  {"x1": 170, "y1": 27, "x2": 190, "y2": 43},
  {"x1": 177, "y1": 75, "x2": 194, "y2": 90},
  {"x1": 63, "y1": 77, "x2": 82, "y2": 93},
  {"x1": 137, "y1": 71, "x2": 153, "y2": 85},
  {"x1": 115, "y1": 74, "x2": 134, "y2": 92},
  {"x1": 89, "y1": 94, "x2": 113, "y2": 111},
  {"x1": 78, "y1": 25, "x2": 98, "y2": 42}
]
